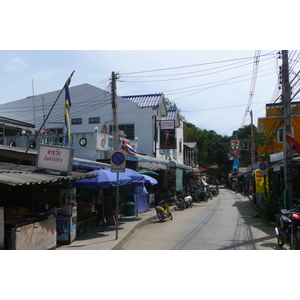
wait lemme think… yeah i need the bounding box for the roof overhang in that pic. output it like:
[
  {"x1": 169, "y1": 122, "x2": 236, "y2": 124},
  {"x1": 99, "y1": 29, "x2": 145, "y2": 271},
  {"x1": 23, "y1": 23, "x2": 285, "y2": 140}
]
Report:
[{"x1": 0, "y1": 162, "x2": 96, "y2": 187}]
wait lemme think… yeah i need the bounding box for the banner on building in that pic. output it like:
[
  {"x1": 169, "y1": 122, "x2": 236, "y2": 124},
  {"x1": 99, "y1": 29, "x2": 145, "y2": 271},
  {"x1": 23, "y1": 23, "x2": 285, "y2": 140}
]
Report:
[{"x1": 160, "y1": 120, "x2": 176, "y2": 149}]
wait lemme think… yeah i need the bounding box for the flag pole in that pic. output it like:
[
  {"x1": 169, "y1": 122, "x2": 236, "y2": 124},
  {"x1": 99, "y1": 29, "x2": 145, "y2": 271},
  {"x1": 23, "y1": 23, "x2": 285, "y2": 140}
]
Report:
[{"x1": 15, "y1": 71, "x2": 75, "y2": 167}]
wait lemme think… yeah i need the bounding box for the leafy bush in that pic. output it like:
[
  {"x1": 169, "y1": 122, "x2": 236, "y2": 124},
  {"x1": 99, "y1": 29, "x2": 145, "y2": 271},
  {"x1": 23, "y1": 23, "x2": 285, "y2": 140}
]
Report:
[{"x1": 257, "y1": 192, "x2": 281, "y2": 222}]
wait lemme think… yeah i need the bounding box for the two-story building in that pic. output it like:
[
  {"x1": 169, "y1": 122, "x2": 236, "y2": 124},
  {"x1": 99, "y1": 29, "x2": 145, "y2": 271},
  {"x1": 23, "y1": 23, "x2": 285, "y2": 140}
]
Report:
[
  {"x1": 257, "y1": 101, "x2": 300, "y2": 159},
  {"x1": 0, "y1": 83, "x2": 192, "y2": 191}
]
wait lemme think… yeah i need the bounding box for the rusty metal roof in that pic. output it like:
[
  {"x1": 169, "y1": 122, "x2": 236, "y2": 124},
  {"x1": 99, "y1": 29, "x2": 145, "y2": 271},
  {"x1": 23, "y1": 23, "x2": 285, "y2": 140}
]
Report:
[
  {"x1": 0, "y1": 162, "x2": 95, "y2": 187},
  {"x1": 122, "y1": 93, "x2": 164, "y2": 108}
]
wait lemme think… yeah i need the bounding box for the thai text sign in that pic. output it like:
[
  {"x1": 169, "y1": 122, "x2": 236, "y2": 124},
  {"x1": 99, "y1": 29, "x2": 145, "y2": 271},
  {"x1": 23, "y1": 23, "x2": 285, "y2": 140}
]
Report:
[{"x1": 37, "y1": 144, "x2": 74, "y2": 173}]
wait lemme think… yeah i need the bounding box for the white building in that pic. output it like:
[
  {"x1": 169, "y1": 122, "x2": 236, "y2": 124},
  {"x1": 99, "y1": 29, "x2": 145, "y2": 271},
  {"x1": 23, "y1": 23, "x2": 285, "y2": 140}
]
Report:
[{"x1": 0, "y1": 83, "x2": 191, "y2": 190}]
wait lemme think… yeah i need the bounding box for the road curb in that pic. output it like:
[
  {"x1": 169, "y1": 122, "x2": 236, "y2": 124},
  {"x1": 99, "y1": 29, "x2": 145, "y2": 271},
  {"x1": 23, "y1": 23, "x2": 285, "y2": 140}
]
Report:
[
  {"x1": 112, "y1": 214, "x2": 157, "y2": 250},
  {"x1": 112, "y1": 205, "x2": 177, "y2": 250}
]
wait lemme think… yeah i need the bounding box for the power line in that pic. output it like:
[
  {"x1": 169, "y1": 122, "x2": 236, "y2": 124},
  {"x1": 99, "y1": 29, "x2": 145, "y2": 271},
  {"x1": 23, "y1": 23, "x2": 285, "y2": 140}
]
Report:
[
  {"x1": 241, "y1": 50, "x2": 261, "y2": 126},
  {"x1": 119, "y1": 52, "x2": 276, "y2": 75}
]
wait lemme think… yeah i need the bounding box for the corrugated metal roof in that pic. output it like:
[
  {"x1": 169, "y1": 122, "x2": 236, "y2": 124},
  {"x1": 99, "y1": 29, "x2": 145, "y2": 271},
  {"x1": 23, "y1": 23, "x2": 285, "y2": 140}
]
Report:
[
  {"x1": 0, "y1": 162, "x2": 95, "y2": 187},
  {"x1": 161, "y1": 109, "x2": 178, "y2": 121},
  {"x1": 122, "y1": 94, "x2": 164, "y2": 108}
]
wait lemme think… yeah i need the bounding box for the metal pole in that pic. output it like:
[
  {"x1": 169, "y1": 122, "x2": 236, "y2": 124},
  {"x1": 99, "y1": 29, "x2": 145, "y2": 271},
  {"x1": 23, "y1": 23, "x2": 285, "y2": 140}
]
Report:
[
  {"x1": 32, "y1": 79, "x2": 36, "y2": 126},
  {"x1": 250, "y1": 110, "x2": 255, "y2": 162},
  {"x1": 116, "y1": 172, "x2": 119, "y2": 240},
  {"x1": 15, "y1": 71, "x2": 75, "y2": 167},
  {"x1": 111, "y1": 71, "x2": 120, "y2": 239},
  {"x1": 282, "y1": 50, "x2": 293, "y2": 209}
]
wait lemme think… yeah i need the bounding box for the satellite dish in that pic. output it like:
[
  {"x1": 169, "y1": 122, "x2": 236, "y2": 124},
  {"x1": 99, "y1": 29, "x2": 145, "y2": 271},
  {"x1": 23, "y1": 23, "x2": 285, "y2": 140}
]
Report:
[{"x1": 286, "y1": 134, "x2": 300, "y2": 154}]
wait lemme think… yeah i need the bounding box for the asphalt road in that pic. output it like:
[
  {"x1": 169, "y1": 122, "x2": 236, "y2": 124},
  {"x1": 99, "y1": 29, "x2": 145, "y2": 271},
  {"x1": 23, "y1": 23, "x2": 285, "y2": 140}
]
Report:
[{"x1": 121, "y1": 188, "x2": 279, "y2": 250}]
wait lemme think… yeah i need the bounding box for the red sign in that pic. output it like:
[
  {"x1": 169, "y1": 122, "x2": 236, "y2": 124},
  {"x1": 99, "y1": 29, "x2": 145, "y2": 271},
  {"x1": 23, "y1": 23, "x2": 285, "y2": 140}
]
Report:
[
  {"x1": 230, "y1": 150, "x2": 241, "y2": 154},
  {"x1": 231, "y1": 140, "x2": 240, "y2": 150},
  {"x1": 111, "y1": 151, "x2": 126, "y2": 172}
]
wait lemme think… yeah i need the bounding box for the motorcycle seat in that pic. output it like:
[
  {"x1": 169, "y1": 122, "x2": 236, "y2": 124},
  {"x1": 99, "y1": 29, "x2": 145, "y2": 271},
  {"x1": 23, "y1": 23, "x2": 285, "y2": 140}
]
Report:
[{"x1": 281, "y1": 209, "x2": 290, "y2": 215}]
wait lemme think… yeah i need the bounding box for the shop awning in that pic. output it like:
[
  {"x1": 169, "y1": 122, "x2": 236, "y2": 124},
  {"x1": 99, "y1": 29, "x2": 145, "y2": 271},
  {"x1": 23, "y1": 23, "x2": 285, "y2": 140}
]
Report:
[
  {"x1": 0, "y1": 162, "x2": 96, "y2": 187},
  {"x1": 170, "y1": 160, "x2": 192, "y2": 171},
  {"x1": 125, "y1": 153, "x2": 170, "y2": 171},
  {"x1": 73, "y1": 157, "x2": 110, "y2": 170}
]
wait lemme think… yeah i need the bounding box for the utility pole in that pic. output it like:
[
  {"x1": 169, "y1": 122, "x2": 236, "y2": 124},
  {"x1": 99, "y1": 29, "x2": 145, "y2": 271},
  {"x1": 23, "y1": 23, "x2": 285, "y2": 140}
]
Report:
[
  {"x1": 282, "y1": 50, "x2": 293, "y2": 209},
  {"x1": 111, "y1": 71, "x2": 120, "y2": 239},
  {"x1": 250, "y1": 110, "x2": 255, "y2": 162},
  {"x1": 111, "y1": 72, "x2": 119, "y2": 151}
]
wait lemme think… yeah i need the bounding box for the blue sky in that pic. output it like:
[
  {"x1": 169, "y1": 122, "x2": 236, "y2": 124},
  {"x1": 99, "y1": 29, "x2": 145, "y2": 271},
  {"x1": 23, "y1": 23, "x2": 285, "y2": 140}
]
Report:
[
  {"x1": 1, "y1": 0, "x2": 295, "y2": 291},
  {"x1": 0, "y1": 2, "x2": 296, "y2": 137},
  {"x1": 0, "y1": 50, "x2": 284, "y2": 136}
]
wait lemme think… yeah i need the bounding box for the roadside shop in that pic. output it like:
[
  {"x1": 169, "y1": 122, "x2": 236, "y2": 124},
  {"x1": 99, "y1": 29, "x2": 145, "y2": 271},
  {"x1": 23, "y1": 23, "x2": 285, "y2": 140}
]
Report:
[{"x1": 0, "y1": 162, "x2": 95, "y2": 250}]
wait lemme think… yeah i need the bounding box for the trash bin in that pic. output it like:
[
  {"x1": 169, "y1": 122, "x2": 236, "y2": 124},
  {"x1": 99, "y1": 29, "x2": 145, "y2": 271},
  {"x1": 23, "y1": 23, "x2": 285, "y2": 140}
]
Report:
[{"x1": 124, "y1": 202, "x2": 136, "y2": 216}]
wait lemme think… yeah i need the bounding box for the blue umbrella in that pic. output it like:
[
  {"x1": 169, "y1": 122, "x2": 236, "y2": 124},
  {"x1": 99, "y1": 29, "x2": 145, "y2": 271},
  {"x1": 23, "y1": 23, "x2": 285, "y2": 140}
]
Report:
[
  {"x1": 72, "y1": 168, "x2": 144, "y2": 188},
  {"x1": 142, "y1": 174, "x2": 158, "y2": 185}
]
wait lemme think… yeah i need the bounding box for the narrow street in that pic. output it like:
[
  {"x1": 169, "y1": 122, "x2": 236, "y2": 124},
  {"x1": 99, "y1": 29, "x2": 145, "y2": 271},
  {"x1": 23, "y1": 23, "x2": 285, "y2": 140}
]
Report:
[{"x1": 121, "y1": 188, "x2": 279, "y2": 250}]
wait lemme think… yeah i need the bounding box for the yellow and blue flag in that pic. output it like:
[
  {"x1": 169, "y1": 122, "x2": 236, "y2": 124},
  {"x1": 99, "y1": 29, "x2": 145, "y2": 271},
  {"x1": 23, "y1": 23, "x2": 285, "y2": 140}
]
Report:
[{"x1": 64, "y1": 71, "x2": 75, "y2": 146}]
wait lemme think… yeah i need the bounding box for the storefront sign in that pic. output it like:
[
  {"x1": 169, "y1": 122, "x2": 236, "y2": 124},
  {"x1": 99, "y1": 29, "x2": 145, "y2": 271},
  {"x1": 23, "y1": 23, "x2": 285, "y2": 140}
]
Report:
[
  {"x1": 231, "y1": 140, "x2": 240, "y2": 150},
  {"x1": 37, "y1": 144, "x2": 74, "y2": 173},
  {"x1": 161, "y1": 120, "x2": 175, "y2": 130},
  {"x1": 255, "y1": 169, "x2": 269, "y2": 193}
]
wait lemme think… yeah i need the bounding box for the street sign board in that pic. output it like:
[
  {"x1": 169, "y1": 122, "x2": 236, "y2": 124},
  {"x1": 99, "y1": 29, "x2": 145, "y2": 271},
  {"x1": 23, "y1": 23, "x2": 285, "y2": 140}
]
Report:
[
  {"x1": 230, "y1": 150, "x2": 241, "y2": 154},
  {"x1": 259, "y1": 161, "x2": 268, "y2": 171},
  {"x1": 259, "y1": 161, "x2": 268, "y2": 175},
  {"x1": 111, "y1": 151, "x2": 126, "y2": 172}
]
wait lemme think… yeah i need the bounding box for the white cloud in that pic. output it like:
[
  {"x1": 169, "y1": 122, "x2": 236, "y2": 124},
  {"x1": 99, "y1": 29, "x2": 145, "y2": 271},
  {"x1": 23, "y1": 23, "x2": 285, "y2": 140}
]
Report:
[{"x1": 5, "y1": 57, "x2": 29, "y2": 73}]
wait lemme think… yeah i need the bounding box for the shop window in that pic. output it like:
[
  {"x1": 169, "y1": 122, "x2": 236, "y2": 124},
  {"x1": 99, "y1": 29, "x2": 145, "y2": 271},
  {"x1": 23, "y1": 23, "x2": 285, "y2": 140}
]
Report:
[
  {"x1": 278, "y1": 127, "x2": 294, "y2": 143},
  {"x1": 89, "y1": 117, "x2": 100, "y2": 124},
  {"x1": 109, "y1": 124, "x2": 134, "y2": 140},
  {"x1": 71, "y1": 118, "x2": 82, "y2": 125}
]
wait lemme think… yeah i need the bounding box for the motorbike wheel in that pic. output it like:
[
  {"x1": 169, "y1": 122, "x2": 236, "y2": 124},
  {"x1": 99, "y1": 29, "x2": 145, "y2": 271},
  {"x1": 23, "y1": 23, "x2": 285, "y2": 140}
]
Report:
[
  {"x1": 277, "y1": 236, "x2": 284, "y2": 248},
  {"x1": 292, "y1": 234, "x2": 300, "y2": 250},
  {"x1": 168, "y1": 213, "x2": 173, "y2": 220},
  {"x1": 209, "y1": 194, "x2": 213, "y2": 200},
  {"x1": 157, "y1": 211, "x2": 164, "y2": 222},
  {"x1": 179, "y1": 201, "x2": 184, "y2": 210}
]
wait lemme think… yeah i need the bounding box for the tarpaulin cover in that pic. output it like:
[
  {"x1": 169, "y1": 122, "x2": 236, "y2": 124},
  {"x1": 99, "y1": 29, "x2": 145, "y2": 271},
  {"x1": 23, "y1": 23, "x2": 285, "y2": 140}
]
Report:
[{"x1": 134, "y1": 194, "x2": 148, "y2": 213}]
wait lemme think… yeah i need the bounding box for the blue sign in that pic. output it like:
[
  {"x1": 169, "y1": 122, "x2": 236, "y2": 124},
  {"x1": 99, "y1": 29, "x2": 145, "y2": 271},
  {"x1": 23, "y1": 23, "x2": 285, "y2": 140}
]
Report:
[
  {"x1": 111, "y1": 151, "x2": 125, "y2": 165},
  {"x1": 259, "y1": 161, "x2": 267, "y2": 171},
  {"x1": 111, "y1": 151, "x2": 126, "y2": 172}
]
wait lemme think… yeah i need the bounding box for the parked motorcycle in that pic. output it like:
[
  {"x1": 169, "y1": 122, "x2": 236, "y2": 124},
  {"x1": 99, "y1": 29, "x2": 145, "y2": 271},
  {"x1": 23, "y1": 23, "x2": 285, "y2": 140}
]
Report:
[
  {"x1": 190, "y1": 188, "x2": 199, "y2": 202},
  {"x1": 176, "y1": 194, "x2": 186, "y2": 210},
  {"x1": 184, "y1": 195, "x2": 193, "y2": 208},
  {"x1": 275, "y1": 203, "x2": 300, "y2": 250},
  {"x1": 196, "y1": 187, "x2": 209, "y2": 203},
  {"x1": 156, "y1": 200, "x2": 173, "y2": 222},
  {"x1": 205, "y1": 186, "x2": 214, "y2": 200},
  {"x1": 208, "y1": 185, "x2": 219, "y2": 197}
]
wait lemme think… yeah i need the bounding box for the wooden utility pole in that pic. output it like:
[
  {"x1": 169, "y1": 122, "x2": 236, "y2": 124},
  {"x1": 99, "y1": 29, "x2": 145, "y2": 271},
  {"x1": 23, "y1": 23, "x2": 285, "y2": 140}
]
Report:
[{"x1": 282, "y1": 50, "x2": 293, "y2": 209}]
